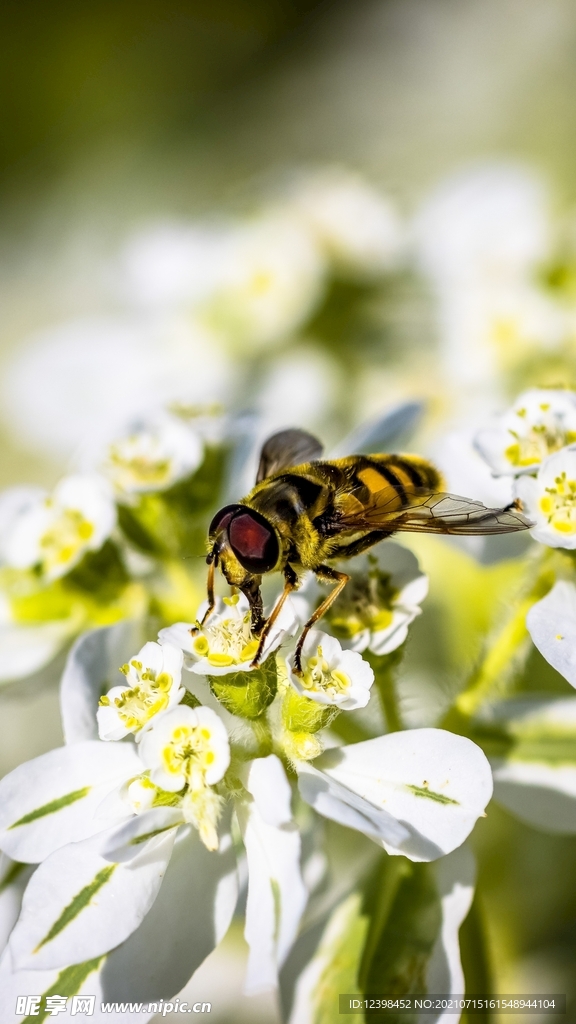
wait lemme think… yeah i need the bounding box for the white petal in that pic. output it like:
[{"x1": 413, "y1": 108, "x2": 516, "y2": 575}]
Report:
[
  {"x1": 526, "y1": 581, "x2": 576, "y2": 687},
  {"x1": 244, "y1": 754, "x2": 293, "y2": 829},
  {"x1": 0, "y1": 618, "x2": 75, "y2": 685},
  {"x1": 0, "y1": 742, "x2": 142, "y2": 862},
  {"x1": 493, "y1": 760, "x2": 576, "y2": 833},
  {"x1": 0, "y1": 947, "x2": 117, "y2": 1024},
  {"x1": 298, "y1": 730, "x2": 493, "y2": 861},
  {"x1": 426, "y1": 845, "x2": 476, "y2": 1006},
  {"x1": 9, "y1": 827, "x2": 175, "y2": 969},
  {"x1": 480, "y1": 696, "x2": 576, "y2": 833},
  {"x1": 237, "y1": 758, "x2": 307, "y2": 993},
  {"x1": 0, "y1": 857, "x2": 34, "y2": 955},
  {"x1": 60, "y1": 621, "x2": 145, "y2": 744},
  {"x1": 99, "y1": 825, "x2": 238, "y2": 1005},
  {"x1": 98, "y1": 808, "x2": 185, "y2": 862}
]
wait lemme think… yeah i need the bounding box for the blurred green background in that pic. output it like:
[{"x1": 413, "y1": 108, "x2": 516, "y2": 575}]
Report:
[{"x1": 3, "y1": 1, "x2": 576, "y2": 1020}]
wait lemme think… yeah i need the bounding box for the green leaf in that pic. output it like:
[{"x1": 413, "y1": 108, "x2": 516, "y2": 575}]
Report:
[
  {"x1": 360, "y1": 855, "x2": 442, "y2": 1023},
  {"x1": 307, "y1": 894, "x2": 370, "y2": 1024},
  {"x1": 459, "y1": 897, "x2": 493, "y2": 1024},
  {"x1": 8, "y1": 788, "x2": 91, "y2": 829}
]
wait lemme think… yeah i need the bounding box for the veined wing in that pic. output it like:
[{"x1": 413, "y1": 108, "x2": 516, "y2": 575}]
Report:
[
  {"x1": 338, "y1": 487, "x2": 534, "y2": 535},
  {"x1": 256, "y1": 428, "x2": 324, "y2": 483}
]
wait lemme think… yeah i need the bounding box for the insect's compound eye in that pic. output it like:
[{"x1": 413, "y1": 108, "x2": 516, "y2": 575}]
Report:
[
  {"x1": 228, "y1": 510, "x2": 279, "y2": 575},
  {"x1": 208, "y1": 504, "x2": 242, "y2": 540}
]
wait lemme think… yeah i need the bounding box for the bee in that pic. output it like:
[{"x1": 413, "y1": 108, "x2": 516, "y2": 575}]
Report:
[{"x1": 203, "y1": 428, "x2": 532, "y2": 673}]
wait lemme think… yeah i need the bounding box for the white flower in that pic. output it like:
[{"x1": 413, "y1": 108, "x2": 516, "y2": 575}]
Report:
[
  {"x1": 287, "y1": 630, "x2": 374, "y2": 710},
  {"x1": 515, "y1": 448, "x2": 576, "y2": 547},
  {"x1": 290, "y1": 168, "x2": 404, "y2": 276},
  {"x1": 138, "y1": 705, "x2": 230, "y2": 793},
  {"x1": 235, "y1": 755, "x2": 307, "y2": 993},
  {"x1": 3, "y1": 475, "x2": 116, "y2": 581},
  {"x1": 302, "y1": 543, "x2": 428, "y2": 656},
  {"x1": 414, "y1": 165, "x2": 558, "y2": 392},
  {"x1": 119, "y1": 221, "x2": 227, "y2": 310},
  {"x1": 100, "y1": 413, "x2": 203, "y2": 497},
  {"x1": 298, "y1": 728, "x2": 493, "y2": 861},
  {"x1": 526, "y1": 580, "x2": 576, "y2": 687},
  {"x1": 0, "y1": 316, "x2": 231, "y2": 459},
  {"x1": 160, "y1": 592, "x2": 298, "y2": 676},
  {"x1": 475, "y1": 388, "x2": 576, "y2": 476},
  {"x1": 97, "y1": 641, "x2": 184, "y2": 741},
  {"x1": 198, "y1": 213, "x2": 326, "y2": 353},
  {"x1": 415, "y1": 164, "x2": 549, "y2": 286}
]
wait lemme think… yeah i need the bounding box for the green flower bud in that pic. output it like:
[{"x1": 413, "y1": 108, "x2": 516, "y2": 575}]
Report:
[{"x1": 209, "y1": 654, "x2": 277, "y2": 719}]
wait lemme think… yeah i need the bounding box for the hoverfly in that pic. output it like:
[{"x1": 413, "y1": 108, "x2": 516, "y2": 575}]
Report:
[{"x1": 203, "y1": 428, "x2": 532, "y2": 673}]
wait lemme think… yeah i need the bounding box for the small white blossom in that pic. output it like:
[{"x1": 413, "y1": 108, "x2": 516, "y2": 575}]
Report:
[
  {"x1": 100, "y1": 413, "x2": 203, "y2": 497},
  {"x1": 138, "y1": 704, "x2": 230, "y2": 792},
  {"x1": 159, "y1": 592, "x2": 298, "y2": 676},
  {"x1": 3, "y1": 475, "x2": 116, "y2": 581},
  {"x1": 526, "y1": 580, "x2": 576, "y2": 687},
  {"x1": 475, "y1": 388, "x2": 576, "y2": 476},
  {"x1": 515, "y1": 448, "x2": 576, "y2": 547},
  {"x1": 303, "y1": 543, "x2": 428, "y2": 656},
  {"x1": 97, "y1": 641, "x2": 184, "y2": 741},
  {"x1": 287, "y1": 630, "x2": 374, "y2": 710},
  {"x1": 291, "y1": 168, "x2": 404, "y2": 276},
  {"x1": 198, "y1": 213, "x2": 326, "y2": 353}
]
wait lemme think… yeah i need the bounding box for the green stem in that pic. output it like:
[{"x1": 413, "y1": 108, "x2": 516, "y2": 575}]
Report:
[
  {"x1": 460, "y1": 895, "x2": 494, "y2": 1024},
  {"x1": 250, "y1": 715, "x2": 272, "y2": 756},
  {"x1": 369, "y1": 649, "x2": 404, "y2": 733},
  {"x1": 442, "y1": 555, "x2": 555, "y2": 731}
]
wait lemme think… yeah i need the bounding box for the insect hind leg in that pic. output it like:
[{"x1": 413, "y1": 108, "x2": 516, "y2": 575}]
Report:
[{"x1": 293, "y1": 565, "x2": 350, "y2": 675}]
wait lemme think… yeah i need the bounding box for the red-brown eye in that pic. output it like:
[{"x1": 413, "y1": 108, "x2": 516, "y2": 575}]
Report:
[
  {"x1": 209, "y1": 504, "x2": 242, "y2": 540},
  {"x1": 228, "y1": 510, "x2": 279, "y2": 575}
]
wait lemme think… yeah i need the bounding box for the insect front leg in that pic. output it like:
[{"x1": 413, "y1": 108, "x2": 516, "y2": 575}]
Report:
[
  {"x1": 293, "y1": 565, "x2": 350, "y2": 675},
  {"x1": 240, "y1": 577, "x2": 266, "y2": 635},
  {"x1": 250, "y1": 565, "x2": 298, "y2": 668},
  {"x1": 190, "y1": 552, "x2": 217, "y2": 634}
]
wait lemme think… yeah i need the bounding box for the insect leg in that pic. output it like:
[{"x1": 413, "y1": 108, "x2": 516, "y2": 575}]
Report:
[
  {"x1": 330, "y1": 529, "x2": 391, "y2": 560},
  {"x1": 189, "y1": 553, "x2": 217, "y2": 635},
  {"x1": 240, "y1": 577, "x2": 266, "y2": 635},
  {"x1": 250, "y1": 565, "x2": 298, "y2": 668},
  {"x1": 293, "y1": 565, "x2": 350, "y2": 675}
]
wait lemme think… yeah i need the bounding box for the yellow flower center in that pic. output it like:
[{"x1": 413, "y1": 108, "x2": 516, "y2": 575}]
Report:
[
  {"x1": 99, "y1": 661, "x2": 174, "y2": 732},
  {"x1": 194, "y1": 604, "x2": 260, "y2": 666},
  {"x1": 39, "y1": 506, "x2": 95, "y2": 574},
  {"x1": 160, "y1": 723, "x2": 219, "y2": 791},
  {"x1": 326, "y1": 563, "x2": 397, "y2": 639},
  {"x1": 504, "y1": 407, "x2": 576, "y2": 468},
  {"x1": 539, "y1": 471, "x2": 576, "y2": 534},
  {"x1": 301, "y1": 644, "x2": 351, "y2": 699}
]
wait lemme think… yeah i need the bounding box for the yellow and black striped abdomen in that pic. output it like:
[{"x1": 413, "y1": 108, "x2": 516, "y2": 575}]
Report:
[{"x1": 352, "y1": 454, "x2": 444, "y2": 508}]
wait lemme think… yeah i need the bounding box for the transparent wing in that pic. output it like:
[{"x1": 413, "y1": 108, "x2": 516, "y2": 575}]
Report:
[
  {"x1": 256, "y1": 428, "x2": 324, "y2": 483},
  {"x1": 339, "y1": 488, "x2": 533, "y2": 536},
  {"x1": 329, "y1": 401, "x2": 424, "y2": 458}
]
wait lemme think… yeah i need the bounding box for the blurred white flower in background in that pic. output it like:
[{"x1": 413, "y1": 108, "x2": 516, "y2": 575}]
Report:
[
  {"x1": 0, "y1": 316, "x2": 230, "y2": 461},
  {"x1": 99, "y1": 412, "x2": 203, "y2": 498},
  {"x1": 414, "y1": 164, "x2": 562, "y2": 394},
  {"x1": 197, "y1": 212, "x2": 326, "y2": 354},
  {"x1": 2, "y1": 475, "x2": 116, "y2": 582},
  {"x1": 289, "y1": 167, "x2": 405, "y2": 277}
]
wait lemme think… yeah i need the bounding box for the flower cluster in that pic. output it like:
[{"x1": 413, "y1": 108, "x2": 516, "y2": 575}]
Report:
[
  {"x1": 0, "y1": 558, "x2": 494, "y2": 1017},
  {"x1": 476, "y1": 387, "x2": 576, "y2": 548}
]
